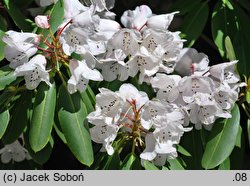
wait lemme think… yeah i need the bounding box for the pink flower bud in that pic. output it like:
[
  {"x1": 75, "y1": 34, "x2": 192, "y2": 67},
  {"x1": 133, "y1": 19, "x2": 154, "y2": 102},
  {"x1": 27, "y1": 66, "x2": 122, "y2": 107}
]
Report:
[{"x1": 35, "y1": 15, "x2": 50, "y2": 29}]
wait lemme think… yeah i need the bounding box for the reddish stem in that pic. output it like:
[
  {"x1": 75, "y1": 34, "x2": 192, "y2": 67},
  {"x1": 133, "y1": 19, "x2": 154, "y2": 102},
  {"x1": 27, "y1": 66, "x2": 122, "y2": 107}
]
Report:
[{"x1": 56, "y1": 19, "x2": 73, "y2": 39}]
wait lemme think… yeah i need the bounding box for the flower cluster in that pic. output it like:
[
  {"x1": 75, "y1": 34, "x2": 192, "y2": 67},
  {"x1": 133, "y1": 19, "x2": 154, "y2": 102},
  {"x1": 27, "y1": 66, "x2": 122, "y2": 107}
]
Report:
[{"x1": 87, "y1": 84, "x2": 192, "y2": 166}]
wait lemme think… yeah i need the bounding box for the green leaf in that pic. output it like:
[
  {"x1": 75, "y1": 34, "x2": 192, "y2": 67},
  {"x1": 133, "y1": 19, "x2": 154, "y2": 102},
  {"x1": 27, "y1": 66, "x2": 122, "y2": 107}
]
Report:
[
  {"x1": 0, "y1": 109, "x2": 10, "y2": 139},
  {"x1": 180, "y1": 129, "x2": 204, "y2": 169},
  {"x1": 0, "y1": 66, "x2": 17, "y2": 91},
  {"x1": 81, "y1": 90, "x2": 94, "y2": 113},
  {"x1": 225, "y1": 36, "x2": 236, "y2": 60},
  {"x1": 181, "y1": 1, "x2": 209, "y2": 47},
  {"x1": 238, "y1": 0, "x2": 250, "y2": 11},
  {"x1": 122, "y1": 153, "x2": 141, "y2": 170},
  {"x1": 168, "y1": 158, "x2": 185, "y2": 170},
  {"x1": 218, "y1": 157, "x2": 230, "y2": 170},
  {"x1": 2, "y1": 91, "x2": 32, "y2": 144},
  {"x1": 12, "y1": 0, "x2": 34, "y2": 7},
  {"x1": 0, "y1": 30, "x2": 5, "y2": 61},
  {"x1": 0, "y1": 15, "x2": 7, "y2": 31},
  {"x1": 211, "y1": 0, "x2": 238, "y2": 57},
  {"x1": 58, "y1": 85, "x2": 93, "y2": 166},
  {"x1": 3, "y1": 0, "x2": 34, "y2": 31},
  {"x1": 53, "y1": 123, "x2": 67, "y2": 144},
  {"x1": 177, "y1": 145, "x2": 191, "y2": 157},
  {"x1": 24, "y1": 132, "x2": 53, "y2": 165},
  {"x1": 143, "y1": 161, "x2": 159, "y2": 170},
  {"x1": 103, "y1": 151, "x2": 121, "y2": 170},
  {"x1": 30, "y1": 82, "x2": 56, "y2": 152},
  {"x1": 201, "y1": 105, "x2": 240, "y2": 169}
]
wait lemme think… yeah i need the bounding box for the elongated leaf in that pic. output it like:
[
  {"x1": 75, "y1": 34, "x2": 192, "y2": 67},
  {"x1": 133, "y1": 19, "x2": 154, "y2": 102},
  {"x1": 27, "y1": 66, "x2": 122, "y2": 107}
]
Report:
[
  {"x1": 180, "y1": 129, "x2": 204, "y2": 169},
  {"x1": 12, "y1": 0, "x2": 34, "y2": 7},
  {"x1": 168, "y1": 158, "x2": 185, "y2": 170},
  {"x1": 122, "y1": 153, "x2": 141, "y2": 170},
  {"x1": 177, "y1": 145, "x2": 191, "y2": 157},
  {"x1": 143, "y1": 161, "x2": 159, "y2": 170},
  {"x1": 202, "y1": 105, "x2": 240, "y2": 169},
  {"x1": 181, "y1": 1, "x2": 209, "y2": 47},
  {"x1": 212, "y1": 1, "x2": 238, "y2": 57},
  {"x1": 0, "y1": 30, "x2": 5, "y2": 61},
  {"x1": 3, "y1": 0, "x2": 34, "y2": 31},
  {"x1": 225, "y1": 36, "x2": 236, "y2": 60},
  {"x1": 238, "y1": 0, "x2": 250, "y2": 11},
  {"x1": 0, "y1": 66, "x2": 17, "y2": 91},
  {"x1": 30, "y1": 82, "x2": 56, "y2": 152},
  {"x1": 103, "y1": 151, "x2": 121, "y2": 170},
  {"x1": 0, "y1": 15, "x2": 7, "y2": 31},
  {"x1": 24, "y1": 132, "x2": 53, "y2": 165},
  {"x1": 0, "y1": 109, "x2": 10, "y2": 139},
  {"x1": 218, "y1": 157, "x2": 230, "y2": 170},
  {"x1": 53, "y1": 123, "x2": 67, "y2": 144},
  {"x1": 58, "y1": 85, "x2": 93, "y2": 166},
  {"x1": 81, "y1": 91, "x2": 94, "y2": 113},
  {"x1": 2, "y1": 91, "x2": 32, "y2": 144}
]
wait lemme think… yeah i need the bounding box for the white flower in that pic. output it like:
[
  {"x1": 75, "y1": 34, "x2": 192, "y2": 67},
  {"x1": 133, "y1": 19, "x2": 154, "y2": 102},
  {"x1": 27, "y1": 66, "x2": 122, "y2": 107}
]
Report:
[
  {"x1": 99, "y1": 49, "x2": 130, "y2": 81},
  {"x1": 151, "y1": 73, "x2": 181, "y2": 102},
  {"x1": 63, "y1": 0, "x2": 88, "y2": 19},
  {"x1": 118, "y1": 83, "x2": 149, "y2": 109},
  {"x1": 141, "y1": 100, "x2": 172, "y2": 130},
  {"x1": 4, "y1": 44, "x2": 38, "y2": 69},
  {"x1": 108, "y1": 29, "x2": 141, "y2": 55},
  {"x1": 90, "y1": 124, "x2": 118, "y2": 155},
  {"x1": 0, "y1": 141, "x2": 31, "y2": 164},
  {"x1": 127, "y1": 46, "x2": 163, "y2": 84},
  {"x1": 209, "y1": 61, "x2": 240, "y2": 84},
  {"x1": 67, "y1": 59, "x2": 103, "y2": 94},
  {"x1": 213, "y1": 83, "x2": 238, "y2": 110},
  {"x1": 87, "y1": 87, "x2": 125, "y2": 125},
  {"x1": 35, "y1": 15, "x2": 50, "y2": 29},
  {"x1": 174, "y1": 48, "x2": 209, "y2": 76},
  {"x1": 14, "y1": 54, "x2": 51, "y2": 90},
  {"x1": 3, "y1": 30, "x2": 40, "y2": 69},
  {"x1": 178, "y1": 76, "x2": 216, "y2": 103},
  {"x1": 146, "y1": 12, "x2": 178, "y2": 31},
  {"x1": 188, "y1": 92, "x2": 231, "y2": 130},
  {"x1": 90, "y1": 0, "x2": 115, "y2": 12},
  {"x1": 121, "y1": 5, "x2": 152, "y2": 30},
  {"x1": 60, "y1": 25, "x2": 89, "y2": 55}
]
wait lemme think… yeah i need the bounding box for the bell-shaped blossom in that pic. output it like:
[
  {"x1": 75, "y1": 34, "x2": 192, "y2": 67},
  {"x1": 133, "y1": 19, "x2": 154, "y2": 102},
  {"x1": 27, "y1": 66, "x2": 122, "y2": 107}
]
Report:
[
  {"x1": 188, "y1": 92, "x2": 231, "y2": 130},
  {"x1": 98, "y1": 49, "x2": 130, "y2": 81},
  {"x1": 118, "y1": 83, "x2": 149, "y2": 110},
  {"x1": 94, "y1": 19, "x2": 121, "y2": 40},
  {"x1": 3, "y1": 30, "x2": 40, "y2": 45},
  {"x1": 0, "y1": 141, "x2": 31, "y2": 164},
  {"x1": 67, "y1": 59, "x2": 103, "y2": 94},
  {"x1": 108, "y1": 29, "x2": 141, "y2": 56},
  {"x1": 146, "y1": 12, "x2": 178, "y2": 31},
  {"x1": 178, "y1": 76, "x2": 216, "y2": 103},
  {"x1": 121, "y1": 5, "x2": 152, "y2": 30},
  {"x1": 174, "y1": 48, "x2": 209, "y2": 76},
  {"x1": 87, "y1": 88, "x2": 125, "y2": 125},
  {"x1": 151, "y1": 73, "x2": 181, "y2": 102},
  {"x1": 209, "y1": 61, "x2": 239, "y2": 84},
  {"x1": 14, "y1": 55, "x2": 51, "y2": 90},
  {"x1": 213, "y1": 83, "x2": 238, "y2": 110},
  {"x1": 63, "y1": 0, "x2": 88, "y2": 19},
  {"x1": 127, "y1": 46, "x2": 164, "y2": 83},
  {"x1": 60, "y1": 25, "x2": 89, "y2": 55},
  {"x1": 4, "y1": 44, "x2": 38, "y2": 69},
  {"x1": 90, "y1": 124, "x2": 118, "y2": 155},
  {"x1": 35, "y1": 15, "x2": 50, "y2": 29}
]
